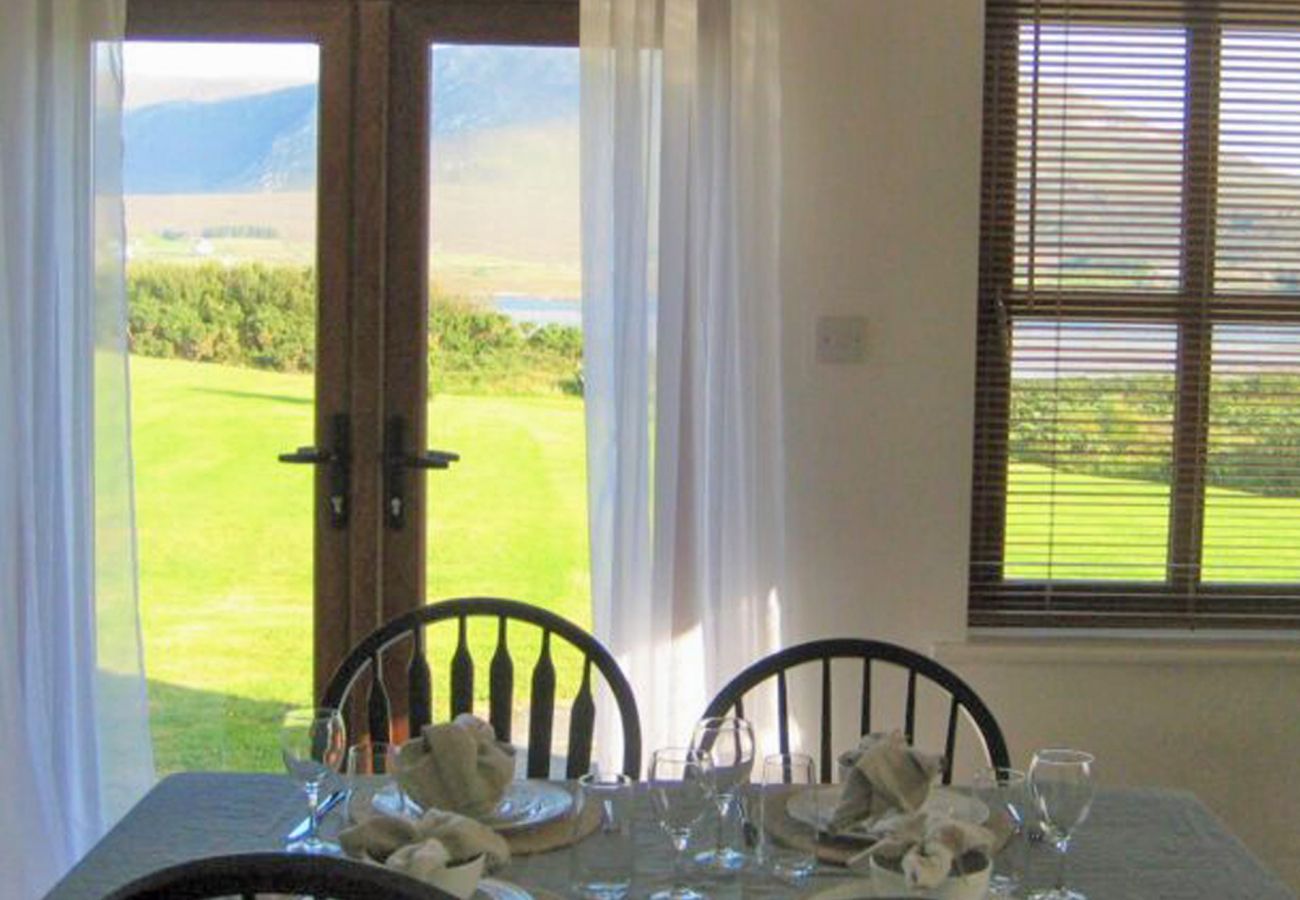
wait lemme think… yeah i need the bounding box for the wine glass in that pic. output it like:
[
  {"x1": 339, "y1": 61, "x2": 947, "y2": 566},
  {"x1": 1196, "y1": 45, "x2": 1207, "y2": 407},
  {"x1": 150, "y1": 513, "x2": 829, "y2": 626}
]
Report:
[
  {"x1": 281, "y1": 707, "x2": 347, "y2": 853},
  {"x1": 689, "y1": 716, "x2": 755, "y2": 871},
  {"x1": 1028, "y1": 749, "x2": 1096, "y2": 900},
  {"x1": 648, "y1": 747, "x2": 715, "y2": 900}
]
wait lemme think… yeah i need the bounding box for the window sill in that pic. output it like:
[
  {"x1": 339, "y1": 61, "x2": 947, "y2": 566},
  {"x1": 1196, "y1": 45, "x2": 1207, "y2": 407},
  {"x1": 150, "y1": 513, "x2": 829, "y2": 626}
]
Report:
[{"x1": 936, "y1": 631, "x2": 1300, "y2": 667}]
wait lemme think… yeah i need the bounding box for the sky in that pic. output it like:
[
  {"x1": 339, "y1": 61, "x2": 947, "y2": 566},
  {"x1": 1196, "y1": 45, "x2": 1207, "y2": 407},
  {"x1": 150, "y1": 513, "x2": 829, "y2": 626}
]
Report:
[{"x1": 123, "y1": 42, "x2": 318, "y2": 108}]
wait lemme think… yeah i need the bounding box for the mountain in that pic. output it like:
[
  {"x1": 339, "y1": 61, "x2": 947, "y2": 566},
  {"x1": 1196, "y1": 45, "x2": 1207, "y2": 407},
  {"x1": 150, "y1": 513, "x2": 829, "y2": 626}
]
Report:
[
  {"x1": 123, "y1": 45, "x2": 578, "y2": 195},
  {"x1": 124, "y1": 85, "x2": 316, "y2": 193}
]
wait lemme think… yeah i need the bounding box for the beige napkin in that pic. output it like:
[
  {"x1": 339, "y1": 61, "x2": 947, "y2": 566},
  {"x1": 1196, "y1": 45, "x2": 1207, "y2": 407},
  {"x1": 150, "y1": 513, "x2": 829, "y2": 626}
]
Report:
[
  {"x1": 397, "y1": 713, "x2": 515, "y2": 817},
  {"x1": 829, "y1": 731, "x2": 944, "y2": 832},
  {"x1": 866, "y1": 810, "x2": 995, "y2": 889},
  {"x1": 339, "y1": 807, "x2": 512, "y2": 872}
]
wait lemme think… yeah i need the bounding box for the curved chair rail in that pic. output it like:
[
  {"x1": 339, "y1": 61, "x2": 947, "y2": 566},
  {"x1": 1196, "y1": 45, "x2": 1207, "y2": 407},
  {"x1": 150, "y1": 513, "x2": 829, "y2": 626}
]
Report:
[
  {"x1": 322, "y1": 597, "x2": 642, "y2": 780},
  {"x1": 703, "y1": 638, "x2": 1010, "y2": 784},
  {"x1": 103, "y1": 851, "x2": 454, "y2": 900}
]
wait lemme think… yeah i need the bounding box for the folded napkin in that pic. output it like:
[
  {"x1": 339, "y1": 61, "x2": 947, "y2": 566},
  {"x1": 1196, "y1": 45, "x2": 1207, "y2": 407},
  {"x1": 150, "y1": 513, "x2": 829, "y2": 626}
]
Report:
[
  {"x1": 829, "y1": 731, "x2": 944, "y2": 833},
  {"x1": 867, "y1": 810, "x2": 995, "y2": 890},
  {"x1": 397, "y1": 713, "x2": 515, "y2": 817},
  {"x1": 339, "y1": 806, "x2": 512, "y2": 872}
]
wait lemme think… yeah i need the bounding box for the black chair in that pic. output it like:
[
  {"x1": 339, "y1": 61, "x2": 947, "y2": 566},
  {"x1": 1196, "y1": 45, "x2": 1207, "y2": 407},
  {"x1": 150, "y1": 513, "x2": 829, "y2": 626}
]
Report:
[
  {"x1": 102, "y1": 851, "x2": 453, "y2": 900},
  {"x1": 321, "y1": 597, "x2": 642, "y2": 780},
  {"x1": 703, "y1": 638, "x2": 1010, "y2": 784}
]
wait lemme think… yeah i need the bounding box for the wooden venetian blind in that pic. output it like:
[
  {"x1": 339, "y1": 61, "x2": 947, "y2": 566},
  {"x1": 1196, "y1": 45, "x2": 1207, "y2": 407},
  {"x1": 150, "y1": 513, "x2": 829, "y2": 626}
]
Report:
[{"x1": 971, "y1": 0, "x2": 1300, "y2": 628}]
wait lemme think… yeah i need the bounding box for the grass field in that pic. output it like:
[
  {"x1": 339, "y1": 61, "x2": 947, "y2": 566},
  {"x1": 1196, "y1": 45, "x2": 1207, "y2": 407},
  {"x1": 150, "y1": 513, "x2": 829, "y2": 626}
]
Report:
[
  {"x1": 131, "y1": 355, "x2": 589, "y2": 773},
  {"x1": 1006, "y1": 463, "x2": 1300, "y2": 582},
  {"x1": 132, "y1": 356, "x2": 1300, "y2": 772}
]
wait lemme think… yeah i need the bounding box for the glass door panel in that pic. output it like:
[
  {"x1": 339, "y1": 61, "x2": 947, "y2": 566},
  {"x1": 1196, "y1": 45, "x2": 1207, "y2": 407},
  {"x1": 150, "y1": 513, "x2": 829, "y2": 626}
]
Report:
[
  {"x1": 123, "y1": 41, "x2": 320, "y2": 772},
  {"x1": 424, "y1": 43, "x2": 588, "y2": 730}
]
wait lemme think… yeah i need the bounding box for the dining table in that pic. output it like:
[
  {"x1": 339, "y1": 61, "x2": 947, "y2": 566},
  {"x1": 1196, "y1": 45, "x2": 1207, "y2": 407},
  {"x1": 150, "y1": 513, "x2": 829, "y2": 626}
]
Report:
[{"x1": 45, "y1": 772, "x2": 1296, "y2": 899}]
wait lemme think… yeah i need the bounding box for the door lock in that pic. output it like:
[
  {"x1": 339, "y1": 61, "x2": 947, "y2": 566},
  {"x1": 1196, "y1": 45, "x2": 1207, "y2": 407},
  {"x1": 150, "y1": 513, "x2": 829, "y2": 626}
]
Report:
[
  {"x1": 384, "y1": 415, "x2": 458, "y2": 529},
  {"x1": 278, "y1": 414, "x2": 351, "y2": 528}
]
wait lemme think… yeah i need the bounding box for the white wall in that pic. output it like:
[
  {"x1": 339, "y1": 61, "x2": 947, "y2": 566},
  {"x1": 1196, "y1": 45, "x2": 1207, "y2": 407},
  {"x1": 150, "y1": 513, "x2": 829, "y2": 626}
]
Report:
[{"x1": 777, "y1": 0, "x2": 1300, "y2": 889}]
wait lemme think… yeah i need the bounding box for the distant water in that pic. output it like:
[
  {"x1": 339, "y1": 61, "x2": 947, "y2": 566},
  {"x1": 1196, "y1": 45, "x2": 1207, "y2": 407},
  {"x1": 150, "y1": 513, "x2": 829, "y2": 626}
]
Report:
[{"x1": 493, "y1": 295, "x2": 581, "y2": 328}]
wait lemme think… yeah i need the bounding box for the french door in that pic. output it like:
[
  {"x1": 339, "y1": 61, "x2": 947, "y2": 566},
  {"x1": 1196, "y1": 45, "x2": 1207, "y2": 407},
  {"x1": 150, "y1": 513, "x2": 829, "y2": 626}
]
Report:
[{"x1": 123, "y1": 0, "x2": 580, "y2": 766}]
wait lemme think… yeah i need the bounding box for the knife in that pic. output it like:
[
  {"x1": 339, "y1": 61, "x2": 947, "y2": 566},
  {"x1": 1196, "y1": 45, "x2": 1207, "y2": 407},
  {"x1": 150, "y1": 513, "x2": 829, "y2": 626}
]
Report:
[{"x1": 287, "y1": 788, "x2": 348, "y2": 841}]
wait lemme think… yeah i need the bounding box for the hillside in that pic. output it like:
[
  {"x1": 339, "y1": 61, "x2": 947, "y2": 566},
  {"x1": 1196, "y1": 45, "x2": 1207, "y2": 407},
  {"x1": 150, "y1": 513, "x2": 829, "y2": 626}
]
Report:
[{"x1": 124, "y1": 45, "x2": 578, "y2": 195}]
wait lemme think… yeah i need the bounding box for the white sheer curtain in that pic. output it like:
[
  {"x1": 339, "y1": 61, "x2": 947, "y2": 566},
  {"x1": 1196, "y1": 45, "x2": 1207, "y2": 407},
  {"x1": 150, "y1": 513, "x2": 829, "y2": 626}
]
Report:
[
  {"x1": 0, "y1": 0, "x2": 155, "y2": 895},
  {"x1": 582, "y1": 0, "x2": 786, "y2": 761}
]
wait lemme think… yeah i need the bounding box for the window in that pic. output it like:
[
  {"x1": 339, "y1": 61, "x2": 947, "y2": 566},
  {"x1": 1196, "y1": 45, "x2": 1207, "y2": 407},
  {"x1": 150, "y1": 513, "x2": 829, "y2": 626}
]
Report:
[{"x1": 971, "y1": 0, "x2": 1300, "y2": 628}]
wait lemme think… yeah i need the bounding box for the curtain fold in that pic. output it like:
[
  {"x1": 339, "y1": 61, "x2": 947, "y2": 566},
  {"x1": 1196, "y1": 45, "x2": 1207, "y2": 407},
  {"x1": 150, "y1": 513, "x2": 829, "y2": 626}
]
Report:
[
  {"x1": 582, "y1": 0, "x2": 786, "y2": 761},
  {"x1": 0, "y1": 1, "x2": 155, "y2": 895}
]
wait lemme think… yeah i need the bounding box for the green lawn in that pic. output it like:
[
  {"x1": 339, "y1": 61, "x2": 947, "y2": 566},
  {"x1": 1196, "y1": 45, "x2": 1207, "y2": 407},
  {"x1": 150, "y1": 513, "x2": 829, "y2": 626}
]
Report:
[
  {"x1": 131, "y1": 355, "x2": 590, "y2": 773},
  {"x1": 132, "y1": 356, "x2": 1300, "y2": 773},
  {"x1": 1006, "y1": 463, "x2": 1300, "y2": 582}
]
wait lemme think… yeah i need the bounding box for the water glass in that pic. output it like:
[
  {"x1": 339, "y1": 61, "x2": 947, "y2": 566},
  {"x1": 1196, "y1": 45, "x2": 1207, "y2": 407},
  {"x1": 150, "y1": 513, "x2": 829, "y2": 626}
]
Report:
[
  {"x1": 974, "y1": 766, "x2": 1029, "y2": 898},
  {"x1": 690, "y1": 716, "x2": 756, "y2": 872},
  {"x1": 759, "y1": 752, "x2": 819, "y2": 883},
  {"x1": 345, "y1": 739, "x2": 404, "y2": 816},
  {"x1": 647, "y1": 747, "x2": 715, "y2": 900},
  {"x1": 280, "y1": 706, "x2": 346, "y2": 854},
  {"x1": 571, "y1": 772, "x2": 634, "y2": 899},
  {"x1": 1028, "y1": 748, "x2": 1096, "y2": 900}
]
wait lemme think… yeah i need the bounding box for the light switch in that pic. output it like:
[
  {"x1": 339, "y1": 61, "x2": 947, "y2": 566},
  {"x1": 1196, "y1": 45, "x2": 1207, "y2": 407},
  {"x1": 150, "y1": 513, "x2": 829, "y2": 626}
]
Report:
[{"x1": 815, "y1": 315, "x2": 867, "y2": 364}]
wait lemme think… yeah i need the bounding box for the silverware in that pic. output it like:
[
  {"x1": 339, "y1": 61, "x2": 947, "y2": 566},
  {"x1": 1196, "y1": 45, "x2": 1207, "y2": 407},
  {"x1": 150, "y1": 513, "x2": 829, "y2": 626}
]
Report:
[{"x1": 287, "y1": 788, "x2": 348, "y2": 841}]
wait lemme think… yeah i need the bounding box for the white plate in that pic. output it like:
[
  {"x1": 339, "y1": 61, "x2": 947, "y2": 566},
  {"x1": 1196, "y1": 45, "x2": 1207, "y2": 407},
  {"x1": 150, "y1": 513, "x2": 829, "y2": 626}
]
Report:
[
  {"x1": 785, "y1": 785, "x2": 989, "y2": 839},
  {"x1": 350, "y1": 779, "x2": 573, "y2": 834},
  {"x1": 476, "y1": 878, "x2": 533, "y2": 900},
  {"x1": 480, "y1": 780, "x2": 573, "y2": 833}
]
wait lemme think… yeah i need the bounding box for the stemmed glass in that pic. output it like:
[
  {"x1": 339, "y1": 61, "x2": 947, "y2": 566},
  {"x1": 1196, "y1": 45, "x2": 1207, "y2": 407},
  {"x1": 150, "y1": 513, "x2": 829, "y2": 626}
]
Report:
[
  {"x1": 690, "y1": 716, "x2": 755, "y2": 872},
  {"x1": 1028, "y1": 749, "x2": 1096, "y2": 900},
  {"x1": 280, "y1": 706, "x2": 347, "y2": 854},
  {"x1": 648, "y1": 747, "x2": 715, "y2": 900}
]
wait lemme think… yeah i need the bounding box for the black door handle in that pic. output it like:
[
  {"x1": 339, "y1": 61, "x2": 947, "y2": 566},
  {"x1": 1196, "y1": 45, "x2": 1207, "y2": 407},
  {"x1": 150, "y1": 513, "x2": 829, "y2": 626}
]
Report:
[
  {"x1": 278, "y1": 414, "x2": 350, "y2": 528},
  {"x1": 409, "y1": 449, "x2": 460, "y2": 470},
  {"x1": 278, "y1": 446, "x2": 330, "y2": 465},
  {"x1": 385, "y1": 416, "x2": 457, "y2": 528}
]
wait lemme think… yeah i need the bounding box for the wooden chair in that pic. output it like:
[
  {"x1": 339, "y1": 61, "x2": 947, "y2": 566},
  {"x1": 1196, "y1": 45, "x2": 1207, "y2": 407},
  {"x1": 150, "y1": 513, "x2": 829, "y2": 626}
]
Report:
[
  {"x1": 321, "y1": 597, "x2": 642, "y2": 779},
  {"x1": 703, "y1": 638, "x2": 1010, "y2": 784},
  {"x1": 102, "y1": 852, "x2": 453, "y2": 900}
]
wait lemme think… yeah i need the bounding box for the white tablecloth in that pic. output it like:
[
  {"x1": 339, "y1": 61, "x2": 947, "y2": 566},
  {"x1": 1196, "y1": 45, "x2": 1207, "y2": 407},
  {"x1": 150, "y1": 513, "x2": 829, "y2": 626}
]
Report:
[{"x1": 45, "y1": 773, "x2": 1296, "y2": 899}]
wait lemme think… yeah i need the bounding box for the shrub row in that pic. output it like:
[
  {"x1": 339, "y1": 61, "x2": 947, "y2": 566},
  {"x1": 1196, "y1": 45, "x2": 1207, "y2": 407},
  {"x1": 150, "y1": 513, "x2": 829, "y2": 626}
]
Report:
[
  {"x1": 1010, "y1": 375, "x2": 1300, "y2": 497},
  {"x1": 126, "y1": 262, "x2": 583, "y2": 395},
  {"x1": 129, "y1": 263, "x2": 316, "y2": 371}
]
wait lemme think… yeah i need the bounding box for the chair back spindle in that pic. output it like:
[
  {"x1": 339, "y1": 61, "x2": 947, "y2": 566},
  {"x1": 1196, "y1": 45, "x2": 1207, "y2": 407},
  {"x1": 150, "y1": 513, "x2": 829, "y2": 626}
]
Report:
[
  {"x1": 527, "y1": 630, "x2": 557, "y2": 778},
  {"x1": 367, "y1": 654, "x2": 391, "y2": 743},
  {"x1": 409, "y1": 629, "x2": 433, "y2": 732},
  {"x1": 942, "y1": 695, "x2": 961, "y2": 783},
  {"x1": 566, "y1": 658, "x2": 596, "y2": 778},
  {"x1": 488, "y1": 617, "x2": 514, "y2": 742},
  {"x1": 860, "y1": 658, "x2": 872, "y2": 736},
  {"x1": 449, "y1": 616, "x2": 474, "y2": 718},
  {"x1": 819, "y1": 658, "x2": 834, "y2": 783},
  {"x1": 904, "y1": 668, "x2": 918, "y2": 744}
]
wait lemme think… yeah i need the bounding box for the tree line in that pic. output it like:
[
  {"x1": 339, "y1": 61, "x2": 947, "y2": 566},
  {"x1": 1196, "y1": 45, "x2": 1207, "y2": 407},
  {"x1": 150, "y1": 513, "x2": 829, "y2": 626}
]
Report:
[{"x1": 127, "y1": 262, "x2": 582, "y2": 396}]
